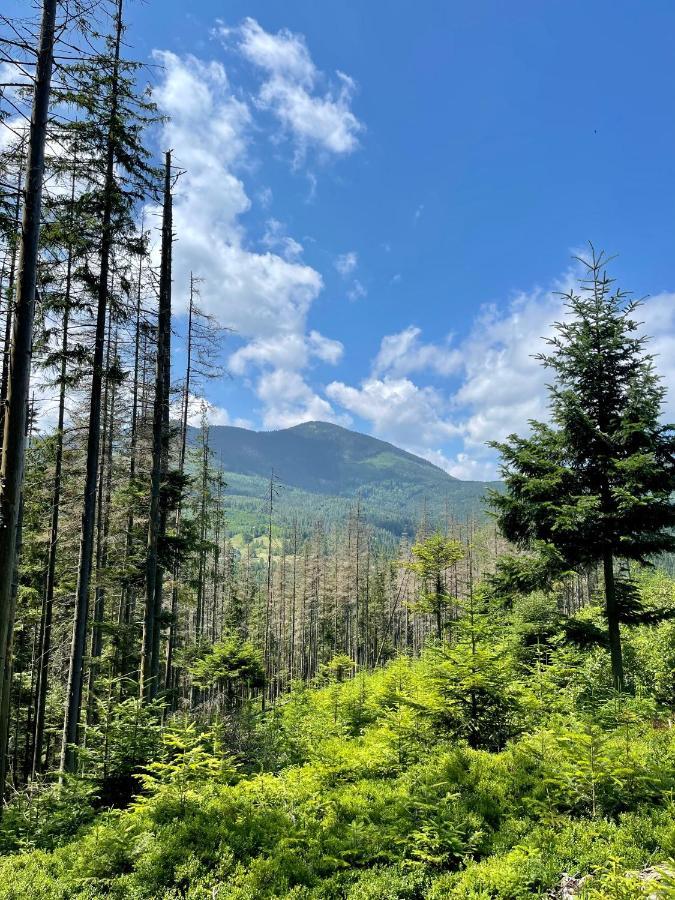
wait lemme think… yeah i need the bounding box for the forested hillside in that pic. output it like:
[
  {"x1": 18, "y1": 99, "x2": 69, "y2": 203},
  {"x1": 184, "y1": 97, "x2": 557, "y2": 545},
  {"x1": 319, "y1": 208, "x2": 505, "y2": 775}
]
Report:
[
  {"x1": 194, "y1": 421, "x2": 497, "y2": 541},
  {"x1": 1, "y1": 2, "x2": 675, "y2": 899}
]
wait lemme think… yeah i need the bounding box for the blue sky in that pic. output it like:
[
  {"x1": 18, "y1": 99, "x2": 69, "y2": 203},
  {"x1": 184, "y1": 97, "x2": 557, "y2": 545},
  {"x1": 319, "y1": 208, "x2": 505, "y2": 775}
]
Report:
[{"x1": 53, "y1": 1, "x2": 675, "y2": 477}]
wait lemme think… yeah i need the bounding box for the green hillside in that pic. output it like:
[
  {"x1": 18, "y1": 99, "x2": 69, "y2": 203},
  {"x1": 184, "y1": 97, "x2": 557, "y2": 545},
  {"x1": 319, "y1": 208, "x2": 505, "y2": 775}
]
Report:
[{"x1": 190, "y1": 421, "x2": 499, "y2": 539}]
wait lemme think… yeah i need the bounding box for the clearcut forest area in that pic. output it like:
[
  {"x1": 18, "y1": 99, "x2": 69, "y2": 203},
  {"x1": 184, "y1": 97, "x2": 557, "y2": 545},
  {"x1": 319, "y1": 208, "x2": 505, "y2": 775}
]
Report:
[{"x1": 1, "y1": 1, "x2": 675, "y2": 899}]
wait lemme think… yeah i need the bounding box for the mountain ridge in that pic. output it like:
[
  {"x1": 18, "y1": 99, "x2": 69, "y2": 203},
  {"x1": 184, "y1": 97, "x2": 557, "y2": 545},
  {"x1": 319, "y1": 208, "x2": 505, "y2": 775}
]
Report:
[
  {"x1": 187, "y1": 420, "x2": 498, "y2": 540},
  {"x1": 209, "y1": 420, "x2": 459, "y2": 482}
]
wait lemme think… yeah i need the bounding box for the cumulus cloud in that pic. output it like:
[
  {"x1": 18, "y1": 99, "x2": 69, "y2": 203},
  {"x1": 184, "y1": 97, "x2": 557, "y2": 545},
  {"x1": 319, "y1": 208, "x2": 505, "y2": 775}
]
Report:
[
  {"x1": 259, "y1": 369, "x2": 350, "y2": 429},
  {"x1": 373, "y1": 326, "x2": 461, "y2": 378},
  {"x1": 326, "y1": 376, "x2": 461, "y2": 452},
  {"x1": 261, "y1": 218, "x2": 304, "y2": 261},
  {"x1": 452, "y1": 287, "x2": 564, "y2": 450},
  {"x1": 327, "y1": 265, "x2": 675, "y2": 480},
  {"x1": 639, "y1": 292, "x2": 675, "y2": 422},
  {"x1": 152, "y1": 47, "x2": 348, "y2": 428},
  {"x1": 172, "y1": 393, "x2": 250, "y2": 429},
  {"x1": 153, "y1": 51, "x2": 322, "y2": 337},
  {"x1": 444, "y1": 284, "x2": 675, "y2": 475},
  {"x1": 220, "y1": 17, "x2": 363, "y2": 158},
  {"x1": 331, "y1": 285, "x2": 568, "y2": 477},
  {"x1": 229, "y1": 329, "x2": 343, "y2": 375},
  {"x1": 325, "y1": 293, "x2": 564, "y2": 477}
]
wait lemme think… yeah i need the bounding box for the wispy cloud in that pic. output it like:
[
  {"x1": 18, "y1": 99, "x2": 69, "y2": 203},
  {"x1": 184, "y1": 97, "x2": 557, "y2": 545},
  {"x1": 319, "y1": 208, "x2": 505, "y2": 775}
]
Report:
[
  {"x1": 334, "y1": 250, "x2": 358, "y2": 276},
  {"x1": 218, "y1": 17, "x2": 363, "y2": 159}
]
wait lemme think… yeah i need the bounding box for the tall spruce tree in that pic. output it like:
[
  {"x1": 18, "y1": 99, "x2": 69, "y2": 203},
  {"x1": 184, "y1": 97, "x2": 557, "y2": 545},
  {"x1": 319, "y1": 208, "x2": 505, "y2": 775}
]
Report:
[
  {"x1": 0, "y1": 0, "x2": 57, "y2": 800},
  {"x1": 61, "y1": 0, "x2": 156, "y2": 772},
  {"x1": 490, "y1": 249, "x2": 675, "y2": 691}
]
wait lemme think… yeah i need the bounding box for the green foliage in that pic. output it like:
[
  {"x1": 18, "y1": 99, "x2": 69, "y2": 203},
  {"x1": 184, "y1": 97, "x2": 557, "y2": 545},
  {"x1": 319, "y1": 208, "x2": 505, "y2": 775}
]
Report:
[
  {"x1": 0, "y1": 776, "x2": 98, "y2": 855},
  {"x1": 404, "y1": 533, "x2": 464, "y2": 639},
  {"x1": 2, "y1": 579, "x2": 675, "y2": 898},
  {"x1": 138, "y1": 717, "x2": 239, "y2": 814},
  {"x1": 190, "y1": 636, "x2": 265, "y2": 698},
  {"x1": 83, "y1": 695, "x2": 165, "y2": 779},
  {"x1": 490, "y1": 249, "x2": 675, "y2": 690},
  {"x1": 420, "y1": 591, "x2": 520, "y2": 750}
]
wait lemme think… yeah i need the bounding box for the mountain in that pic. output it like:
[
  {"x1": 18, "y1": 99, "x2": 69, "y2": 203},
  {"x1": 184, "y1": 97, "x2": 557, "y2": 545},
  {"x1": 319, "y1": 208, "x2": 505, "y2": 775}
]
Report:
[
  {"x1": 189, "y1": 421, "x2": 500, "y2": 542},
  {"x1": 205, "y1": 421, "x2": 460, "y2": 492}
]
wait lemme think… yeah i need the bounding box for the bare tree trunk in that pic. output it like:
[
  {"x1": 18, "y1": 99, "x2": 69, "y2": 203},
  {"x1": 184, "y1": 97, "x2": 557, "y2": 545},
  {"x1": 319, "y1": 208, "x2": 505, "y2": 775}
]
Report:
[
  {"x1": 165, "y1": 275, "x2": 194, "y2": 694},
  {"x1": 32, "y1": 298, "x2": 70, "y2": 777},
  {"x1": 603, "y1": 548, "x2": 625, "y2": 692},
  {"x1": 141, "y1": 150, "x2": 172, "y2": 701},
  {"x1": 0, "y1": 0, "x2": 57, "y2": 800},
  {"x1": 263, "y1": 470, "x2": 275, "y2": 706},
  {"x1": 117, "y1": 236, "x2": 143, "y2": 685},
  {"x1": 87, "y1": 323, "x2": 117, "y2": 723},
  {"x1": 0, "y1": 160, "x2": 23, "y2": 448}
]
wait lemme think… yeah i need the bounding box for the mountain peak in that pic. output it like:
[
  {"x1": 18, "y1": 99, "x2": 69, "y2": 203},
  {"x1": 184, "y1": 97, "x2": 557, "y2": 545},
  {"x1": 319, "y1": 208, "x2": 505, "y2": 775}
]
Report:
[
  {"x1": 188, "y1": 421, "x2": 497, "y2": 537},
  {"x1": 199, "y1": 420, "x2": 463, "y2": 490}
]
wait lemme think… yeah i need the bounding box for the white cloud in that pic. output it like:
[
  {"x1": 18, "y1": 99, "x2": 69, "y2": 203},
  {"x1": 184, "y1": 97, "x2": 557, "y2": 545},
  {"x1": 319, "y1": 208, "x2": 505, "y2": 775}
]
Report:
[
  {"x1": 221, "y1": 17, "x2": 363, "y2": 157},
  {"x1": 229, "y1": 329, "x2": 343, "y2": 375},
  {"x1": 334, "y1": 251, "x2": 358, "y2": 276},
  {"x1": 325, "y1": 274, "x2": 571, "y2": 478},
  {"x1": 151, "y1": 48, "x2": 349, "y2": 428},
  {"x1": 347, "y1": 279, "x2": 367, "y2": 302},
  {"x1": 237, "y1": 17, "x2": 316, "y2": 84},
  {"x1": 373, "y1": 326, "x2": 461, "y2": 378},
  {"x1": 441, "y1": 453, "x2": 500, "y2": 482},
  {"x1": 452, "y1": 287, "x2": 564, "y2": 450},
  {"x1": 442, "y1": 284, "x2": 675, "y2": 475},
  {"x1": 261, "y1": 218, "x2": 304, "y2": 260},
  {"x1": 330, "y1": 271, "x2": 675, "y2": 480},
  {"x1": 326, "y1": 376, "x2": 461, "y2": 453},
  {"x1": 153, "y1": 51, "x2": 322, "y2": 339},
  {"x1": 258, "y1": 370, "x2": 350, "y2": 429},
  {"x1": 308, "y1": 330, "x2": 344, "y2": 364},
  {"x1": 639, "y1": 292, "x2": 675, "y2": 422},
  {"x1": 173, "y1": 393, "x2": 246, "y2": 428}
]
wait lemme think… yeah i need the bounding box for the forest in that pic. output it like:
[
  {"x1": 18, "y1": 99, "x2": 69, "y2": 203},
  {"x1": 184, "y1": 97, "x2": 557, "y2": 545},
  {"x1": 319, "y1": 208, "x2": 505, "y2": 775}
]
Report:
[{"x1": 0, "y1": 1, "x2": 675, "y2": 898}]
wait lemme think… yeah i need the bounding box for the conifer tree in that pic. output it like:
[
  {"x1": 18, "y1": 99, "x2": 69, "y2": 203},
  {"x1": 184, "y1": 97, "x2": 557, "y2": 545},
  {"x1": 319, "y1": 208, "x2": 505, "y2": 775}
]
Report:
[
  {"x1": 490, "y1": 249, "x2": 675, "y2": 691},
  {"x1": 61, "y1": 0, "x2": 156, "y2": 771},
  {"x1": 0, "y1": 0, "x2": 57, "y2": 800},
  {"x1": 404, "y1": 533, "x2": 464, "y2": 641}
]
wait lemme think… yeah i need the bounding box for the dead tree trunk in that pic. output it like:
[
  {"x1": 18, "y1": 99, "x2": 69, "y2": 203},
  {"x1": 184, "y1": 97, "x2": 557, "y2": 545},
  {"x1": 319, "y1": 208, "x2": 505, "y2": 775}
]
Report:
[{"x1": 140, "y1": 150, "x2": 172, "y2": 701}]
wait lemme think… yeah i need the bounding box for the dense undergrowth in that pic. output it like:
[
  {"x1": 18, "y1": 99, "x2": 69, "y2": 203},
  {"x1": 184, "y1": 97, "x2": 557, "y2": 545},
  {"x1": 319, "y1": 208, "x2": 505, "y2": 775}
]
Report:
[{"x1": 1, "y1": 573, "x2": 674, "y2": 899}]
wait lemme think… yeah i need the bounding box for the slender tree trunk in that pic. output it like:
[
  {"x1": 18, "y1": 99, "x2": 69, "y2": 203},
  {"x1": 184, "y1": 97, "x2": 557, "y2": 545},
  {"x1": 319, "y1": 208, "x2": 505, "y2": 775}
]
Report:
[
  {"x1": 0, "y1": 498, "x2": 23, "y2": 799},
  {"x1": 165, "y1": 275, "x2": 194, "y2": 693},
  {"x1": 32, "y1": 297, "x2": 70, "y2": 777},
  {"x1": 61, "y1": 0, "x2": 124, "y2": 774},
  {"x1": 0, "y1": 162, "x2": 23, "y2": 447},
  {"x1": 0, "y1": 0, "x2": 57, "y2": 800},
  {"x1": 87, "y1": 323, "x2": 117, "y2": 723},
  {"x1": 117, "y1": 236, "x2": 143, "y2": 685},
  {"x1": 435, "y1": 572, "x2": 443, "y2": 642},
  {"x1": 602, "y1": 548, "x2": 625, "y2": 691},
  {"x1": 141, "y1": 150, "x2": 172, "y2": 700},
  {"x1": 263, "y1": 470, "x2": 275, "y2": 705}
]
